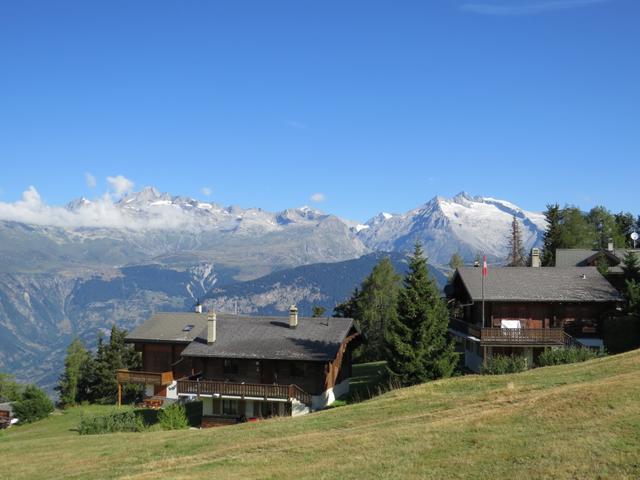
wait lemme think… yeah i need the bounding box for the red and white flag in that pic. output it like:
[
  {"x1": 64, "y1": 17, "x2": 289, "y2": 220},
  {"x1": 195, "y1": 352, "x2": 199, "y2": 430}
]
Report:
[{"x1": 482, "y1": 255, "x2": 488, "y2": 278}]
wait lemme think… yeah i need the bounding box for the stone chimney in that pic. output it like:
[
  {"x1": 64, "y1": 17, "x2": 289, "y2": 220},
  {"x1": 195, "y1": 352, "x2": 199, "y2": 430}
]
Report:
[
  {"x1": 194, "y1": 300, "x2": 203, "y2": 314},
  {"x1": 289, "y1": 305, "x2": 298, "y2": 329},
  {"x1": 207, "y1": 311, "x2": 217, "y2": 344},
  {"x1": 531, "y1": 248, "x2": 541, "y2": 268},
  {"x1": 607, "y1": 238, "x2": 614, "y2": 252}
]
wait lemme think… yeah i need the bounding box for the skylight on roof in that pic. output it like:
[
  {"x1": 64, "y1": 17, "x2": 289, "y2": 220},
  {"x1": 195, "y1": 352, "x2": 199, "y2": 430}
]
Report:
[{"x1": 182, "y1": 324, "x2": 195, "y2": 332}]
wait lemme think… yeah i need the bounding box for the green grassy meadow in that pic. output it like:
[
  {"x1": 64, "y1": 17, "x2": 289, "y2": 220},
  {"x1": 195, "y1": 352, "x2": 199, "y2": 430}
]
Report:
[{"x1": 2, "y1": 351, "x2": 640, "y2": 479}]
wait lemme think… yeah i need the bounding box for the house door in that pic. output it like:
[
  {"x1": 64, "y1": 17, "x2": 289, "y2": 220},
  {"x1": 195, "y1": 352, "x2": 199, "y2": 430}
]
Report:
[{"x1": 260, "y1": 361, "x2": 277, "y2": 384}]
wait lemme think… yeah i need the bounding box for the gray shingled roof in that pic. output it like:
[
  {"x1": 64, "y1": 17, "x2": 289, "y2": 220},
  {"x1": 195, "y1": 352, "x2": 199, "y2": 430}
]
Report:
[
  {"x1": 556, "y1": 248, "x2": 640, "y2": 272},
  {"x1": 127, "y1": 312, "x2": 355, "y2": 362},
  {"x1": 455, "y1": 267, "x2": 622, "y2": 303},
  {"x1": 127, "y1": 312, "x2": 210, "y2": 343},
  {"x1": 555, "y1": 249, "x2": 596, "y2": 267}
]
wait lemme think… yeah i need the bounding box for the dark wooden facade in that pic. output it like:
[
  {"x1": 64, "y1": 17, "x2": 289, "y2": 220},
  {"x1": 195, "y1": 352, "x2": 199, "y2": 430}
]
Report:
[
  {"x1": 449, "y1": 273, "x2": 612, "y2": 340},
  {"x1": 126, "y1": 328, "x2": 358, "y2": 401}
]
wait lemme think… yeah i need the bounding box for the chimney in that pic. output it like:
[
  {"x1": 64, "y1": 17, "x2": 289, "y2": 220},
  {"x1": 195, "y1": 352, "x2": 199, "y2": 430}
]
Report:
[
  {"x1": 607, "y1": 238, "x2": 614, "y2": 252},
  {"x1": 207, "y1": 311, "x2": 216, "y2": 344},
  {"x1": 531, "y1": 248, "x2": 541, "y2": 268},
  {"x1": 289, "y1": 305, "x2": 298, "y2": 329},
  {"x1": 194, "y1": 300, "x2": 203, "y2": 314}
]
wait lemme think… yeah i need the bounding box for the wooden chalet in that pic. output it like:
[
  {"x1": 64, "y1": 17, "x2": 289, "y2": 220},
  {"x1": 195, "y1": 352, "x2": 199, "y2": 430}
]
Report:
[
  {"x1": 118, "y1": 306, "x2": 360, "y2": 423},
  {"x1": 447, "y1": 266, "x2": 622, "y2": 372}
]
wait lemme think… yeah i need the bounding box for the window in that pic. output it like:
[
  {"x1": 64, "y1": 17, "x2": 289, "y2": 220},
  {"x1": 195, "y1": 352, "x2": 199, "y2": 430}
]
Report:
[
  {"x1": 223, "y1": 359, "x2": 239, "y2": 374},
  {"x1": 290, "y1": 362, "x2": 305, "y2": 378},
  {"x1": 222, "y1": 399, "x2": 238, "y2": 416}
]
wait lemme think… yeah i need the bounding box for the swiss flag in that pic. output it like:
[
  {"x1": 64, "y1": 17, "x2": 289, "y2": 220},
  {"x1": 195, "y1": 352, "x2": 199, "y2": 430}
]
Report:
[{"x1": 482, "y1": 255, "x2": 488, "y2": 278}]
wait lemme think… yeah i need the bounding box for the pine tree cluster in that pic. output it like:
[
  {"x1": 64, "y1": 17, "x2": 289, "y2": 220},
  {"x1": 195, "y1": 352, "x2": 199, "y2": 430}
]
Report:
[
  {"x1": 57, "y1": 325, "x2": 141, "y2": 407},
  {"x1": 335, "y1": 243, "x2": 457, "y2": 386}
]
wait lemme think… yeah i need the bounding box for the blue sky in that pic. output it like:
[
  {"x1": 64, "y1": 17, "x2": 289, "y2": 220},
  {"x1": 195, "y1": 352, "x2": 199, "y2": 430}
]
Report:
[{"x1": 0, "y1": 0, "x2": 638, "y2": 221}]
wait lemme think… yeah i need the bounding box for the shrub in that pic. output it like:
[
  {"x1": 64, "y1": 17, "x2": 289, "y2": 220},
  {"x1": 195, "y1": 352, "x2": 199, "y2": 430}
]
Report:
[
  {"x1": 158, "y1": 403, "x2": 189, "y2": 430},
  {"x1": 184, "y1": 400, "x2": 203, "y2": 427},
  {"x1": 537, "y1": 347, "x2": 603, "y2": 367},
  {"x1": 78, "y1": 410, "x2": 145, "y2": 435},
  {"x1": 13, "y1": 385, "x2": 54, "y2": 424},
  {"x1": 481, "y1": 354, "x2": 528, "y2": 375}
]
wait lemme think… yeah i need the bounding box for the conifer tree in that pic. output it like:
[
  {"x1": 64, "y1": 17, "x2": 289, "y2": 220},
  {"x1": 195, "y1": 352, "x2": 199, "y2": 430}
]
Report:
[
  {"x1": 541, "y1": 203, "x2": 562, "y2": 266},
  {"x1": 385, "y1": 243, "x2": 457, "y2": 386},
  {"x1": 87, "y1": 326, "x2": 141, "y2": 404},
  {"x1": 355, "y1": 257, "x2": 401, "y2": 361},
  {"x1": 622, "y1": 251, "x2": 640, "y2": 316},
  {"x1": 56, "y1": 337, "x2": 91, "y2": 407},
  {"x1": 622, "y1": 251, "x2": 640, "y2": 283},
  {"x1": 333, "y1": 288, "x2": 360, "y2": 319},
  {"x1": 506, "y1": 215, "x2": 527, "y2": 267}
]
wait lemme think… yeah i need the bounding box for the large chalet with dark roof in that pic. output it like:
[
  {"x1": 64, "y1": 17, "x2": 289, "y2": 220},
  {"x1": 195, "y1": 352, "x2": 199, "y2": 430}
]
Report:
[
  {"x1": 117, "y1": 306, "x2": 360, "y2": 422},
  {"x1": 447, "y1": 265, "x2": 622, "y2": 372}
]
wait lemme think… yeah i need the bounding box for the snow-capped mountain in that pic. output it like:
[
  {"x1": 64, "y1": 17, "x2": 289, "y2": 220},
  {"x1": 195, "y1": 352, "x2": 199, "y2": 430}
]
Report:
[
  {"x1": 0, "y1": 187, "x2": 547, "y2": 273},
  {"x1": 358, "y1": 192, "x2": 546, "y2": 265}
]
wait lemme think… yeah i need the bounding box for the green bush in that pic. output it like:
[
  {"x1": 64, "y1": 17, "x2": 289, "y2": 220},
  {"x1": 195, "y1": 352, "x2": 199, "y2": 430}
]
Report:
[
  {"x1": 184, "y1": 400, "x2": 203, "y2": 427},
  {"x1": 158, "y1": 402, "x2": 189, "y2": 430},
  {"x1": 13, "y1": 385, "x2": 54, "y2": 424},
  {"x1": 78, "y1": 410, "x2": 145, "y2": 435},
  {"x1": 481, "y1": 354, "x2": 528, "y2": 375},
  {"x1": 537, "y1": 347, "x2": 603, "y2": 367}
]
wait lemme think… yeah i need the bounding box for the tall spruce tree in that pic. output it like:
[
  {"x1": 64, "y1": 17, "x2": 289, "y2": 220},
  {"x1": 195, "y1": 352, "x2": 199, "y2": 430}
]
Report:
[
  {"x1": 385, "y1": 243, "x2": 457, "y2": 386},
  {"x1": 355, "y1": 257, "x2": 401, "y2": 361},
  {"x1": 542, "y1": 203, "x2": 562, "y2": 266},
  {"x1": 506, "y1": 215, "x2": 527, "y2": 267},
  {"x1": 87, "y1": 326, "x2": 141, "y2": 404},
  {"x1": 56, "y1": 338, "x2": 91, "y2": 407}
]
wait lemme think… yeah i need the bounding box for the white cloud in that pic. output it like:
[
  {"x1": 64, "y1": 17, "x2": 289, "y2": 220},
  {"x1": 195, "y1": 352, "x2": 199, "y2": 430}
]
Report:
[
  {"x1": 459, "y1": 0, "x2": 609, "y2": 15},
  {"x1": 310, "y1": 192, "x2": 326, "y2": 203},
  {"x1": 0, "y1": 185, "x2": 203, "y2": 231},
  {"x1": 201, "y1": 187, "x2": 212, "y2": 197},
  {"x1": 107, "y1": 175, "x2": 134, "y2": 198},
  {"x1": 85, "y1": 172, "x2": 97, "y2": 188}
]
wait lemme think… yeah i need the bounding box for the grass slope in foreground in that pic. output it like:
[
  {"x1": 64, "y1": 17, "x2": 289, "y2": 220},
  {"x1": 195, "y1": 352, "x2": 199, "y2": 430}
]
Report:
[{"x1": 3, "y1": 351, "x2": 640, "y2": 480}]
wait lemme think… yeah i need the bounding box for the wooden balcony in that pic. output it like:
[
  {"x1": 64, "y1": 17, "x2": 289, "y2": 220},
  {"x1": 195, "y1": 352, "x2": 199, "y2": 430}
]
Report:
[
  {"x1": 176, "y1": 379, "x2": 312, "y2": 406},
  {"x1": 480, "y1": 327, "x2": 565, "y2": 345},
  {"x1": 449, "y1": 319, "x2": 565, "y2": 346},
  {"x1": 116, "y1": 369, "x2": 174, "y2": 386}
]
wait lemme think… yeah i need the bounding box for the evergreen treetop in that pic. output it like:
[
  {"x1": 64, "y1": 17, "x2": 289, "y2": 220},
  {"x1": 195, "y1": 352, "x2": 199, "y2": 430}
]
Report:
[{"x1": 385, "y1": 242, "x2": 457, "y2": 386}]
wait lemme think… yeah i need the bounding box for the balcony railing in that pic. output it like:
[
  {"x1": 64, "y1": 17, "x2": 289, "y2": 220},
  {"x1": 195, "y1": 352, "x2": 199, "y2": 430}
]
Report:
[
  {"x1": 480, "y1": 327, "x2": 565, "y2": 345},
  {"x1": 176, "y1": 380, "x2": 312, "y2": 406},
  {"x1": 116, "y1": 369, "x2": 174, "y2": 386},
  {"x1": 449, "y1": 319, "x2": 565, "y2": 345}
]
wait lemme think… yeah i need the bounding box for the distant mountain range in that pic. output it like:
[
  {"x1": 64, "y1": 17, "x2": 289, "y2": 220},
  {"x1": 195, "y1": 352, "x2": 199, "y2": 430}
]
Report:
[
  {"x1": 1, "y1": 187, "x2": 545, "y2": 273},
  {"x1": 0, "y1": 187, "x2": 546, "y2": 391},
  {"x1": 203, "y1": 252, "x2": 447, "y2": 317}
]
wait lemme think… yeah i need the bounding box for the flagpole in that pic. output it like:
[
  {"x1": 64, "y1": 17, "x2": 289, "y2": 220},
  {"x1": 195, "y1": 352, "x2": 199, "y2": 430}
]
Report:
[
  {"x1": 481, "y1": 268, "x2": 485, "y2": 328},
  {"x1": 481, "y1": 255, "x2": 486, "y2": 328}
]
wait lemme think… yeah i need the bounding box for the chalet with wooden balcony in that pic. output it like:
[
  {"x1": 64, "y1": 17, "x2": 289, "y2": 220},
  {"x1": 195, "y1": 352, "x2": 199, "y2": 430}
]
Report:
[
  {"x1": 118, "y1": 305, "x2": 360, "y2": 422},
  {"x1": 447, "y1": 266, "x2": 622, "y2": 372}
]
